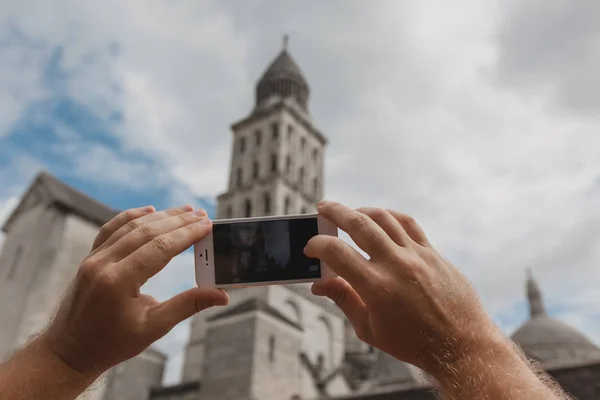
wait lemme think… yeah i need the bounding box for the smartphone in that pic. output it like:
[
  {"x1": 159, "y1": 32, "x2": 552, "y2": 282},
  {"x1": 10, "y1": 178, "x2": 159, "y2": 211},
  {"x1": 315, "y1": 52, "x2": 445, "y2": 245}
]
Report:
[{"x1": 194, "y1": 213, "x2": 338, "y2": 289}]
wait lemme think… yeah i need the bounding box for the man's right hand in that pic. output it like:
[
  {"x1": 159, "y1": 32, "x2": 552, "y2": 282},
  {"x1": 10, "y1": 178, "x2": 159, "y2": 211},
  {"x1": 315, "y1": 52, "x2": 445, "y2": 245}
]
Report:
[
  {"x1": 306, "y1": 201, "x2": 499, "y2": 374},
  {"x1": 306, "y1": 201, "x2": 569, "y2": 399}
]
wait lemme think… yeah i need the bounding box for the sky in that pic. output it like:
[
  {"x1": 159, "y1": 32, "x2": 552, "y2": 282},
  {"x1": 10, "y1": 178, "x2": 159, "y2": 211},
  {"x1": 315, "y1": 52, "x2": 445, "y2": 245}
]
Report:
[{"x1": 1, "y1": 0, "x2": 600, "y2": 386}]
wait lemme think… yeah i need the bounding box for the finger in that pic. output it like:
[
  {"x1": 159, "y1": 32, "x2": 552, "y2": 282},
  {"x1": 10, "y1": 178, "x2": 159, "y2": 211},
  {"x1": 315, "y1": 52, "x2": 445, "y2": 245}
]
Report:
[
  {"x1": 148, "y1": 288, "x2": 229, "y2": 331},
  {"x1": 119, "y1": 218, "x2": 213, "y2": 286},
  {"x1": 304, "y1": 235, "x2": 372, "y2": 292},
  {"x1": 312, "y1": 277, "x2": 372, "y2": 342},
  {"x1": 317, "y1": 201, "x2": 398, "y2": 258},
  {"x1": 93, "y1": 206, "x2": 155, "y2": 251},
  {"x1": 105, "y1": 209, "x2": 208, "y2": 262},
  {"x1": 386, "y1": 210, "x2": 431, "y2": 247},
  {"x1": 97, "y1": 204, "x2": 197, "y2": 253},
  {"x1": 357, "y1": 207, "x2": 411, "y2": 247}
]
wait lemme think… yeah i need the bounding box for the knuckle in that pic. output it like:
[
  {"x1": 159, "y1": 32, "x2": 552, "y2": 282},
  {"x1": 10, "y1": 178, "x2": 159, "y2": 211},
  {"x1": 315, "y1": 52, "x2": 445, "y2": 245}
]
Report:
[
  {"x1": 194, "y1": 299, "x2": 215, "y2": 314},
  {"x1": 123, "y1": 209, "x2": 137, "y2": 220},
  {"x1": 137, "y1": 223, "x2": 157, "y2": 239},
  {"x1": 323, "y1": 237, "x2": 343, "y2": 255},
  {"x1": 177, "y1": 212, "x2": 195, "y2": 224},
  {"x1": 78, "y1": 259, "x2": 100, "y2": 280},
  {"x1": 152, "y1": 235, "x2": 172, "y2": 253},
  {"x1": 349, "y1": 213, "x2": 369, "y2": 230},
  {"x1": 126, "y1": 218, "x2": 143, "y2": 231},
  {"x1": 98, "y1": 222, "x2": 110, "y2": 237},
  {"x1": 369, "y1": 208, "x2": 388, "y2": 220}
]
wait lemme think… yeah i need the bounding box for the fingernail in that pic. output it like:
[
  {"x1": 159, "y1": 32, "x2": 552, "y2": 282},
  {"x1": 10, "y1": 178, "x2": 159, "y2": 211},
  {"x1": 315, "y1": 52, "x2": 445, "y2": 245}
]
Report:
[
  {"x1": 183, "y1": 204, "x2": 194, "y2": 211},
  {"x1": 193, "y1": 209, "x2": 206, "y2": 216},
  {"x1": 317, "y1": 200, "x2": 328, "y2": 207},
  {"x1": 198, "y1": 218, "x2": 212, "y2": 225},
  {"x1": 143, "y1": 205, "x2": 155, "y2": 213}
]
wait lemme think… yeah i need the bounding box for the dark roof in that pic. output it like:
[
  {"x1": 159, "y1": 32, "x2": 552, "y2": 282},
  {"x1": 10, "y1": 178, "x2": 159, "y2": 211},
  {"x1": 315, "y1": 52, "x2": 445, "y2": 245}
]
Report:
[
  {"x1": 255, "y1": 36, "x2": 310, "y2": 111},
  {"x1": 149, "y1": 381, "x2": 200, "y2": 399},
  {"x1": 2, "y1": 170, "x2": 119, "y2": 232},
  {"x1": 258, "y1": 50, "x2": 308, "y2": 86},
  {"x1": 208, "y1": 298, "x2": 303, "y2": 331}
]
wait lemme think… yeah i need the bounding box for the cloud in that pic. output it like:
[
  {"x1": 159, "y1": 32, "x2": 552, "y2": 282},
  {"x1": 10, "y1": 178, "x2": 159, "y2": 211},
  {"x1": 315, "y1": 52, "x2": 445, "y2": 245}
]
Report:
[
  {"x1": 494, "y1": 0, "x2": 600, "y2": 114},
  {"x1": 2, "y1": 0, "x2": 600, "y2": 386}
]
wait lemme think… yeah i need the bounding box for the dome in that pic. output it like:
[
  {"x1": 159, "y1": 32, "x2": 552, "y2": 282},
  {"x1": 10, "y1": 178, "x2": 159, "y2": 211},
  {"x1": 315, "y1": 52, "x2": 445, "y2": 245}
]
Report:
[
  {"x1": 255, "y1": 35, "x2": 310, "y2": 111},
  {"x1": 510, "y1": 271, "x2": 600, "y2": 368},
  {"x1": 511, "y1": 315, "x2": 600, "y2": 367}
]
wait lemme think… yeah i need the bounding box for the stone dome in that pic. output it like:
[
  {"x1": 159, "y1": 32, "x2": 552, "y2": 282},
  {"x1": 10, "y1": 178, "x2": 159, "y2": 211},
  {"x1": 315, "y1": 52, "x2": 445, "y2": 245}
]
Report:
[
  {"x1": 510, "y1": 271, "x2": 600, "y2": 368},
  {"x1": 255, "y1": 35, "x2": 310, "y2": 111}
]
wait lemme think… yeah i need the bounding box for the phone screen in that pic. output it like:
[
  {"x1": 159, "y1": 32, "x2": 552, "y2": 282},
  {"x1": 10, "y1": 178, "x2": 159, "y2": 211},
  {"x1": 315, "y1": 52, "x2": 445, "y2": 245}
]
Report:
[{"x1": 212, "y1": 216, "x2": 321, "y2": 285}]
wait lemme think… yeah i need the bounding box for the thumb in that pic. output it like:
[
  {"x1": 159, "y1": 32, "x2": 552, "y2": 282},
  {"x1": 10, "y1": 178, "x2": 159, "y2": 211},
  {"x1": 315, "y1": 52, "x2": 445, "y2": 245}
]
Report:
[
  {"x1": 150, "y1": 288, "x2": 230, "y2": 331},
  {"x1": 312, "y1": 277, "x2": 372, "y2": 342}
]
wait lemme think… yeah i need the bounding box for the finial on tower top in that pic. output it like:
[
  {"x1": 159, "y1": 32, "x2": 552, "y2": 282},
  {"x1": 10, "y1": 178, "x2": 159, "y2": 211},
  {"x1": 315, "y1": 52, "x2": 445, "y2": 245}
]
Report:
[
  {"x1": 526, "y1": 269, "x2": 546, "y2": 319},
  {"x1": 283, "y1": 34, "x2": 289, "y2": 51}
]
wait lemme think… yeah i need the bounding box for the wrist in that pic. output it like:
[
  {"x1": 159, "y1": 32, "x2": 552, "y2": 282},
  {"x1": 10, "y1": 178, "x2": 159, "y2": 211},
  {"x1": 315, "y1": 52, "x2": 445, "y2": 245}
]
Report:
[
  {"x1": 427, "y1": 325, "x2": 516, "y2": 384},
  {"x1": 33, "y1": 334, "x2": 102, "y2": 385}
]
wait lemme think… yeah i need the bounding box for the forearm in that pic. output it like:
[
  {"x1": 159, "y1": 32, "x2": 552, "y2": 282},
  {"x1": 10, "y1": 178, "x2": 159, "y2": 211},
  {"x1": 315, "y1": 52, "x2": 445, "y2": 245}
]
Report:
[
  {"x1": 432, "y1": 333, "x2": 571, "y2": 400},
  {"x1": 0, "y1": 335, "x2": 100, "y2": 400}
]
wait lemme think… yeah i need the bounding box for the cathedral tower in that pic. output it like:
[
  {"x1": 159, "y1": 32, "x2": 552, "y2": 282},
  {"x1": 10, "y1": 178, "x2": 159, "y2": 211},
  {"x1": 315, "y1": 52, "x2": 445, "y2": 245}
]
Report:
[
  {"x1": 180, "y1": 38, "x2": 346, "y2": 400},
  {"x1": 216, "y1": 35, "x2": 327, "y2": 219}
]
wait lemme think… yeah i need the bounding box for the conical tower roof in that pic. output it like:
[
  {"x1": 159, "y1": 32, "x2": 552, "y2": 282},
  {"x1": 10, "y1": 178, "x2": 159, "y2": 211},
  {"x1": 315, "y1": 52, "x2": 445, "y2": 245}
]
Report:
[{"x1": 255, "y1": 35, "x2": 310, "y2": 111}]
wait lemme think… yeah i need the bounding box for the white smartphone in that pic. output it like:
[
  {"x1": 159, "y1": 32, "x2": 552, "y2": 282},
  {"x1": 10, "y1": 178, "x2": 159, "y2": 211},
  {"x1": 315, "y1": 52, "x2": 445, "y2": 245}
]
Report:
[{"x1": 194, "y1": 213, "x2": 338, "y2": 289}]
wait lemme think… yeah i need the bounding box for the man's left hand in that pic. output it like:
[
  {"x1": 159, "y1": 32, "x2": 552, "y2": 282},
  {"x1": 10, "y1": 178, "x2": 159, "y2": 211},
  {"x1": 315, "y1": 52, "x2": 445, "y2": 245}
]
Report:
[{"x1": 40, "y1": 204, "x2": 228, "y2": 378}]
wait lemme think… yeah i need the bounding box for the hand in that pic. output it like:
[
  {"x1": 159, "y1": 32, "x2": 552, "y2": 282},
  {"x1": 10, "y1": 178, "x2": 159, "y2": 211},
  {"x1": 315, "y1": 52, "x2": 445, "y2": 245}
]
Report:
[
  {"x1": 305, "y1": 201, "x2": 501, "y2": 376},
  {"x1": 40, "y1": 205, "x2": 229, "y2": 378}
]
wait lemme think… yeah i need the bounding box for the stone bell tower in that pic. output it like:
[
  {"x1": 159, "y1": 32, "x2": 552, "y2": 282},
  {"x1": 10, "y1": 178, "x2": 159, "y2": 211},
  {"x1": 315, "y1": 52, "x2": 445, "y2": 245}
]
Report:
[
  {"x1": 181, "y1": 36, "x2": 329, "y2": 389},
  {"x1": 216, "y1": 34, "x2": 327, "y2": 219}
]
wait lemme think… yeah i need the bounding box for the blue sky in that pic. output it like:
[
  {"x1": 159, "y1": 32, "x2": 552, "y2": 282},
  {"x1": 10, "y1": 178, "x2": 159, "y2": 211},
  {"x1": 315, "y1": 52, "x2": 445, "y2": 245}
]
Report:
[{"x1": 2, "y1": 0, "x2": 600, "y2": 386}]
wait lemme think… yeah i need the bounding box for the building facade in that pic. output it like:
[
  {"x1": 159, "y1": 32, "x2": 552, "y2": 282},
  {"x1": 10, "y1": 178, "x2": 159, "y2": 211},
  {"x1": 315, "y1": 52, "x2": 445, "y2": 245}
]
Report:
[{"x1": 0, "y1": 172, "x2": 167, "y2": 400}]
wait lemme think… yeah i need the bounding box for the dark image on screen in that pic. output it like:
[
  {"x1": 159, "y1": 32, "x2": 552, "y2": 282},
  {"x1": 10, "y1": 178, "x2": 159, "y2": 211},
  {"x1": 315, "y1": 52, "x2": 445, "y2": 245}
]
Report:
[{"x1": 213, "y1": 217, "x2": 321, "y2": 285}]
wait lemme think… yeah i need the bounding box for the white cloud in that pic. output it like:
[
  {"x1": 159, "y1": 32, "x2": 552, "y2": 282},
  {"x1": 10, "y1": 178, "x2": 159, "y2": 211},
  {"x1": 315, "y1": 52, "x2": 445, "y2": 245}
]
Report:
[{"x1": 2, "y1": 0, "x2": 600, "y2": 385}]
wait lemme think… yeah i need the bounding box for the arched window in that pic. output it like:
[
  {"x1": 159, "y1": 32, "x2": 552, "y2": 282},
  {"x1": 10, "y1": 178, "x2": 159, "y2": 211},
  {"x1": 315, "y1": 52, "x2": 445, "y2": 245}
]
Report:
[
  {"x1": 284, "y1": 196, "x2": 291, "y2": 215},
  {"x1": 286, "y1": 155, "x2": 292, "y2": 175},
  {"x1": 299, "y1": 167, "x2": 305, "y2": 189},
  {"x1": 255, "y1": 130, "x2": 262, "y2": 147},
  {"x1": 271, "y1": 154, "x2": 278, "y2": 173},
  {"x1": 239, "y1": 137, "x2": 246, "y2": 154},
  {"x1": 271, "y1": 123, "x2": 279, "y2": 140},
  {"x1": 245, "y1": 199, "x2": 252, "y2": 218},
  {"x1": 288, "y1": 125, "x2": 294, "y2": 141},
  {"x1": 253, "y1": 161, "x2": 259, "y2": 179},
  {"x1": 236, "y1": 168, "x2": 242, "y2": 187},
  {"x1": 312, "y1": 148, "x2": 318, "y2": 161},
  {"x1": 300, "y1": 137, "x2": 306, "y2": 152},
  {"x1": 264, "y1": 192, "x2": 271, "y2": 215},
  {"x1": 269, "y1": 335, "x2": 276, "y2": 362}
]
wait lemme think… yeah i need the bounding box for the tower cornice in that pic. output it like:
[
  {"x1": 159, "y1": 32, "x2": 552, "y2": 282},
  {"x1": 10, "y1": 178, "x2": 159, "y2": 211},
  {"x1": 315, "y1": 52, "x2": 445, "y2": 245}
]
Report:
[{"x1": 230, "y1": 98, "x2": 327, "y2": 146}]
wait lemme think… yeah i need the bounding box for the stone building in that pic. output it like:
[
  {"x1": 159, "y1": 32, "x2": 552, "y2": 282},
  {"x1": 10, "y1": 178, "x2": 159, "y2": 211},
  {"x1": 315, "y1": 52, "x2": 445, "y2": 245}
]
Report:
[
  {"x1": 1, "y1": 37, "x2": 600, "y2": 400},
  {"x1": 0, "y1": 172, "x2": 166, "y2": 400}
]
